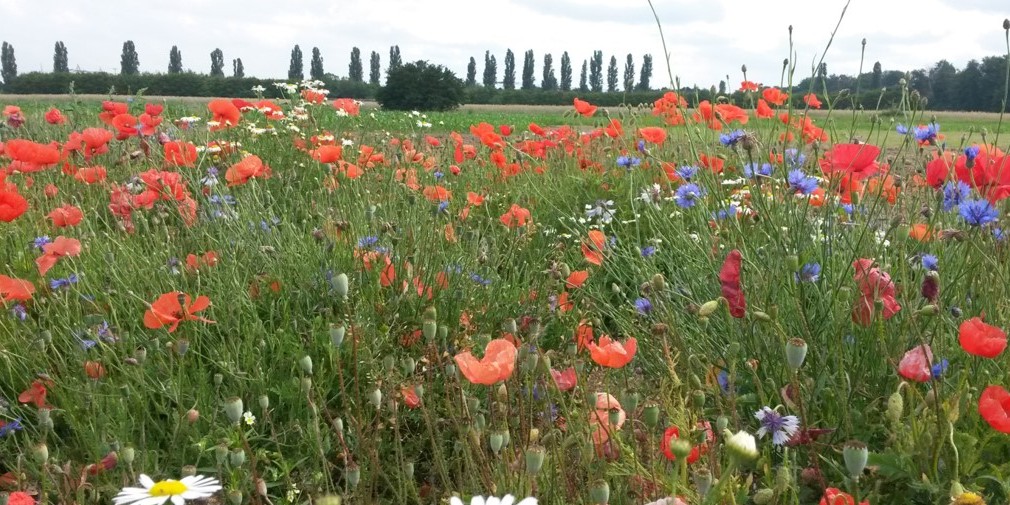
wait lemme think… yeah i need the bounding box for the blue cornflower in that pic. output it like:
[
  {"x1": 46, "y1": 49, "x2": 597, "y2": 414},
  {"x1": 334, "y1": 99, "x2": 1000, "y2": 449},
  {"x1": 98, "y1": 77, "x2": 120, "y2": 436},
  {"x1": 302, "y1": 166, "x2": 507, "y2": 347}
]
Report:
[
  {"x1": 712, "y1": 204, "x2": 738, "y2": 220},
  {"x1": 719, "y1": 129, "x2": 747, "y2": 147},
  {"x1": 896, "y1": 124, "x2": 909, "y2": 135},
  {"x1": 743, "y1": 162, "x2": 773, "y2": 178},
  {"x1": 942, "y1": 181, "x2": 972, "y2": 211},
  {"x1": 921, "y1": 254, "x2": 939, "y2": 271},
  {"x1": 995, "y1": 227, "x2": 1007, "y2": 241},
  {"x1": 616, "y1": 155, "x2": 641, "y2": 169},
  {"x1": 787, "y1": 169, "x2": 819, "y2": 195},
  {"x1": 469, "y1": 273, "x2": 492, "y2": 286},
  {"x1": 357, "y1": 235, "x2": 380, "y2": 248},
  {"x1": 437, "y1": 200, "x2": 450, "y2": 213},
  {"x1": 675, "y1": 165, "x2": 699, "y2": 180},
  {"x1": 674, "y1": 183, "x2": 705, "y2": 208},
  {"x1": 79, "y1": 337, "x2": 97, "y2": 350},
  {"x1": 717, "y1": 370, "x2": 730, "y2": 393},
  {"x1": 634, "y1": 297, "x2": 653, "y2": 315},
  {"x1": 10, "y1": 303, "x2": 27, "y2": 321},
  {"x1": 796, "y1": 263, "x2": 821, "y2": 283},
  {"x1": 914, "y1": 123, "x2": 940, "y2": 143},
  {"x1": 965, "y1": 145, "x2": 981, "y2": 163},
  {"x1": 641, "y1": 245, "x2": 656, "y2": 258},
  {"x1": 784, "y1": 148, "x2": 807, "y2": 170},
  {"x1": 754, "y1": 406, "x2": 801, "y2": 446},
  {"x1": 433, "y1": 170, "x2": 444, "y2": 181},
  {"x1": 32, "y1": 236, "x2": 52, "y2": 251},
  {"x1": 49, "y1": 273, "x2": 79, "y2": 290},
  {"x1": 96, "y1": 321, "x2": 117, "y2": 342},
  {"x1": 841, "y1": 203, "x2": 855, "y2": 216},
  {"x1": 0, "y1": 418, "x2": 22, "y2": 437},
  {"x1": 637, "y1": 140, "x2": 647, "y2": 153},
  {"x1": 959, "y1": 198, "x2": 999, "y2": 226},
  {"x1": 931, "y1": 358, "x2": 949, "y2": 379}
]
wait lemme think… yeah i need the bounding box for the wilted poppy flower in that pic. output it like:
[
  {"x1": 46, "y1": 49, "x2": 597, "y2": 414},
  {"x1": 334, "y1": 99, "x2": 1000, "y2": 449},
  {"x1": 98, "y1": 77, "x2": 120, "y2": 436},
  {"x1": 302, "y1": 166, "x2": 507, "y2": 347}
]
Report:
[
  {"x1": 47, "y1": 204, "x2": 84, "y2": 227},
  {"x1": 820, "y1": 144, "x2": 881, "y2": 180},
  {"x1": 573, "y1": 98, "x2": 597, "y2": 117},
  {"x1": 0, "y1": 275, "x2": 35, "y2": 303},
  {"x1": 589, "y1": 392, "x2": 626, "y2": 446},
  {"x1": 0, "y1": 189, "x2": 29, "y2": 222},
  {"x1": 36, "y1": 236, "x2": 81, "y2": 276},
  {"x1": 143, "y1": 291, "x2": 215, "y2": 333},
  {"x1": 226, "y1": 155, "x2": 272, "y2": 186},
  {"x1": 401, "y1": 385, "x2": 421, "y2": 408},
  {"x1": 719, "y1": 250, "x2": 746, "y2": 318},
  {"x1": 453, "y1": 338, "x2": 517, "y2": 385},
  {"x1": 959, "y1": 317, "x2": 1007, "y2": 358},
  {"x1": 979, "y1": 385, "x2": 1010, "y2": 433},
  {"x1": 898, "y1": 344, "x2": 933, "y2": 382},
  {"x1": 588, "y1": 335, "x2": 637, "y2": 368},
  {"x1": 851, "y1": 258, "x2": 900, "y2": 326},
  {"x1": 550, "y1": 367, "x2": 578, "y2": 391},
  {"x1": 45, "y1": 107, "x2": 67, "y2": 125}
]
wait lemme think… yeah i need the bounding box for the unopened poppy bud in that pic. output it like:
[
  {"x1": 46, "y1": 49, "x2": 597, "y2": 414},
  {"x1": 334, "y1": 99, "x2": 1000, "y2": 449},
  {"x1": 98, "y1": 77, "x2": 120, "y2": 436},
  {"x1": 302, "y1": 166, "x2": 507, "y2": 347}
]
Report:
[
  {"x1": 181, "y1": 465, "x2": 197, "y2": 477},
  {"x1": 525, "y1": 445, "x2": 546, "y2": 475},
  {"x1": 215, "y1": 444, "x2": 229, "y2": 464},
  {"x1": 175, "y1": 339, "x2": 190, "y2": 356},
  {"x1": 503, "y1": 318, "x2": 518, "y2": 334},
  {"x1": 785, "y1": 338, "x2": 808, "y2": 371},
  {"x1": 423, "y1": 306, "x2": 437, "y2": 322},
  {"x1": 401, "y1": 357, "x2": 416, "y2": 375},
  {"x1": 489, "y1": 431, "x2": 504, "y2": 454},
  {"x1": 694, "y1": 468, "x2": 713, "y2": 497},
  {"x1": 643, "y1": 403, "x2": 661, "y2": 427},
  {"x1": 121, "y1": 446, "x2": 136, "y2": 465},
  {"x1": 301, "y1": 377, "x2": 312, "y2": 391},
  {"x1": 32, "y1": 442, "x2": 49, "y2": 465},
  {"x1": 368, "y1": 388, "x2": 382, "y2": 410},
  {"x1": 753, "y1": 488, "x2": 775, "y2": 505},
  {"x1": 692, "y1": 390, "x2": 706, "y2": 409},
  {"x1": 255, "y1": 478, "x2": 268, "y2": 497},
  {"x1": 496, "y1": 383, "x2": 508, "y2": 401},
  {"x1": 213, "y1": 373, "x2": 223, "y2": 387},
  {"x1": 698, "y1": 299, "x2": 720, "y2": 317},
  {"x1": 917, "y1": 304, "x2": 939, "y2": 317},
  {"x1": 741, "y1": 64, "x2": 748, "y2": 73},
  {"x1": 474, "y1": 414, "x2": 486, "y2": 432},
  {"x1": 887, "y1": 388, "x2": 904, "y2": 423},
  {"x1": 258, "y1": 395, "x2": 269, "y2": 411},
  {"x1": 402, "y1": 461, "x2": 414, "y2": 479},
  {"x1": 589, "y1": 480, "x2": 610, "y2": 505},
  {"x1": 950, "y1": 481, "x2": 966, "y2": 498},
  {"x1": 1004, "y1": 18, "x2": 1010, "y2": 30},
  {"x1": 716, "y1": 416, "x2": 729, "y2": 433},
  {"x1": 752, "y1": 311, "x2": 772, "y2": 322},
  {"x1": 299, "y1": 355, "x2": 313, "y2": 375},
  {"x1": 611, "y1": 283, "x2": 622, "y2": 294},
  {"x1": 529, "y1": 428, "x2": 540, "y2": 443},
  {"x1": 650, "y1": 273, "x2": 667, "y2": 292},
  {"x1": 334, "y1": 273, "x2": 349, "y2": 298},
  {"x1": 223, "y1": 397, "x2": 244, "y2": 424},
  {"x1": 229, "y1": 449, "x2": 245, "y2": 466},
  {"x1": 185, "y1": 409, "x2": 200, "y2": 424},
  {"x1": 382, "y1": 355, "x2": 396, "y2": 373},
  {"x1": 329, "y1": 325, "x2": 346, "y2": 347},
  {"x1": 843, "y1": 440, "x2": 869, "y2": 479},
  {"x1": 345, "y1": 463, "x2": 361, "y2": 489},
  {"x1": 559, "y1": 262, "x2": 571, "y2": 279},
  {"x1": 670, "y1": 438, "x2": 693, "y2": 460},
  {"x1": 422, "y1": 320, "x2": 437, "y2": 342},
  {"x1": 227, "y1": 491, "x2": 244, "y2": 505}
]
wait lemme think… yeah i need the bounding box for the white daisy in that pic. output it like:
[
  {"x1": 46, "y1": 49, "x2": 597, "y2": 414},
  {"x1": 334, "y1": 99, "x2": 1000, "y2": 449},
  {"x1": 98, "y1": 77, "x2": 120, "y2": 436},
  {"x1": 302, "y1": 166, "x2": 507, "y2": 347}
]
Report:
[
  {"x1": 449, "y1": 495, "x2": 537, "y2": 505},
  {"x1": 113, "y1": 474, "x2": 221, "y2": 505}
]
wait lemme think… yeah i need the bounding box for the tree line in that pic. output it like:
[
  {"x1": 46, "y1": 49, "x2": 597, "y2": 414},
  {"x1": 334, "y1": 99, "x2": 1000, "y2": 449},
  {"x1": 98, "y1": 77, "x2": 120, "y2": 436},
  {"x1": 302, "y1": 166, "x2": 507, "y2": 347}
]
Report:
[{"x1": 464, "y1": 49, "x2": 654, "y2": 93}]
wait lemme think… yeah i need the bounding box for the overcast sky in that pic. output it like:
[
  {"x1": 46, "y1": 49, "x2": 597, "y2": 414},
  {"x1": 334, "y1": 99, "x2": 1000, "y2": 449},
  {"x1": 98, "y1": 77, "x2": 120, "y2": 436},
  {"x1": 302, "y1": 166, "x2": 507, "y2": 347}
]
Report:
[{"x1": 1, "y1": 0, "x2": 1008, "y2": 89}]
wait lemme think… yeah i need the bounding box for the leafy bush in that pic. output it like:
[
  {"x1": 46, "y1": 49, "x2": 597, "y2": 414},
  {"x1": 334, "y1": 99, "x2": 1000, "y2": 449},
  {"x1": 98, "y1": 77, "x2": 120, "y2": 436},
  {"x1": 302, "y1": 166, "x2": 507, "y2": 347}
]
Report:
[{"x1": 376, "y1": 60, "x2": 463, "y2": 111}]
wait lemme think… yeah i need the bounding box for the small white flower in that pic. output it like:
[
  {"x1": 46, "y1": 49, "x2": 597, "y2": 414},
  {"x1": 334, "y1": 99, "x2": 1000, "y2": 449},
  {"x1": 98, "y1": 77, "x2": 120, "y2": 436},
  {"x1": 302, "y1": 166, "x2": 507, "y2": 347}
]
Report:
[
  {"x1": 449, "y1": 495, "x2": 537, "y2": 505},
  {"x1": 341, "y1": 138, "x2": 354, "y2": 147},
  {"x1": 243, "y1": 411, "x2": 256, "y2": 426},
  {"x1": 114, "y1": 474, "x2": 221, "y2": 505},
  {"x1": 725, "y1": 430, "x2": 759, "y2": 461}
]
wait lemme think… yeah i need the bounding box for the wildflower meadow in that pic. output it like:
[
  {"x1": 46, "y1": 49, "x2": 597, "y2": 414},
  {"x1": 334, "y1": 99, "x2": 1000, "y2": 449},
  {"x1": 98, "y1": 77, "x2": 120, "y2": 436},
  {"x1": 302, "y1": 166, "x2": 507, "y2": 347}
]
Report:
[{"x1": 5, "y1": 15, "x2": 1010, "y2": 505}]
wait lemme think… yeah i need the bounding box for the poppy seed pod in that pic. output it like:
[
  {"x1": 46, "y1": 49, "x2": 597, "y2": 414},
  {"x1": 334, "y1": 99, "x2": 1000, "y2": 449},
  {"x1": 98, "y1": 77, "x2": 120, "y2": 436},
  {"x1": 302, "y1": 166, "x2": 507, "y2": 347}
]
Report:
[
  {"x1": 215, "y1": 444, "x2": 229, "y2": 464},
  {"x1": 329, "y1": 325, "x2": 346, "y2": 347},
  {"x1": 843, "y1": 440, "x2": 869, "y2": 479},
  {"x1": 489, "y1": 431, "x2": 504, "y2": 454},
  {"x1": 121, "y1": 446, "x2": 136, "y2": 465},
  {"x1": 32, "y1": 442, "x2": 49, "y2": 465},
  {"x1": 229, "y1": 449, "x2": 246, "y2": 466},
  {"x1": 525, "y1": 445, "x2": 546, "y2": 475},
  {"x1": 213, "y1": 373, "x2": 223, "y2": 387},
  {"x1": 694, "y1": 468, "x2": 713, "y2": 497},
  {"x1": 503, "y1": 318, "x2": 518, "y2": 334},
  {"x1": 403, "y1": 462, "x2": 414, "y2": 479},
  {"x1": 368, "y1": 388, "x2": 382, "y2": 410},
  {"x1": 181, "y1": 465, "x2": 197, "y2": 477},
  {"x1": 227, "y1": 491, "x2": 244, "y2": 505},
  {"x1": 345, "y1": 463, "x2": 361, "y2": 488},
  {"x1": 643, "y1": 404, "x2": 661, "y2": 428},
  {"x1": 753, "y1": 489, "x2": 775, "y2": 505},
  {"x1": 299, "y1": 355, "x2": 313, "y2": 375},
  {"x1": 423, "y1": 306, "x2": 437, "y2": 322},
  {"x1": 258, "y1": 395, "x2": 269, "y2": 411},
  {"x1": 333, "y1": 273, "x2": 349, "y2": 298},
  {"x1": 401, "y1": 357, "x2": 416, "y2": 376},
  {"x1": 223, "y1": 397, "x2": 244, "y2": 425},
  {"x1": 589, "y1": 480, "x2": 610, "y2": 505},
  {"x1": 422, "y1": 320, "x2": 437, "y2": 342},
  {"x1": 785, "y1": 338, "x2": 808, "y2": 371}
]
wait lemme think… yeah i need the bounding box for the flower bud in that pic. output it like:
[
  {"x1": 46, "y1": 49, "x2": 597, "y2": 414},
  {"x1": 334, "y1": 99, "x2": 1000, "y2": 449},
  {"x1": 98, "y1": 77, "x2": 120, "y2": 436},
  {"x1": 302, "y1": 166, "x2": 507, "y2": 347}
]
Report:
[
  {"x1": 423, "y1": 306, "x2": 438, "y2": 322},
  {"x1": 589, "y1": 480, "x2": 610, "y2": 505},
  {"x1": 121, "y1": 446, "x2": 136, "y2": 465},
  {"x1": 301, "y1": 377, "x2": 312, "y2": 391},
  {"x1": 496, "y1": 384, "x2": 508, "y2": 402},
  {"x1": 785, "y1": 338, "x2": 808, "y2": 371},
  {"x1": 258, "y1": 395, "x2": 270, "y2": 411},
  {"x1": 299, "y1": 355, "x2": 313, "y2": 375},
  {"x1": 525, "y1": 445, "x2": 546, "y2": 475},
  {"x1": 691, "y1": 390, "x2": 706, "y2": 410},
  {"x1": 886, "y1": 389, "x2": 904, "y2": 424},
  {"x1": 382, "y1": 355, "x2": 396, "y2": 373},
  {"x1": 529, "y1": 428, "x2": 540, "y2": 444},
  {"x1": 223, "y1": 397, "x2": 244, "y2": 425},
  {"x1": 185, "y1": 409, "x2": 200, "y2": 424},
  {"x1": 227, "y1": 491, "x2": 244, "y2": 505},
  {"x1": 403, "y1": 462, "x2": 414, "y2": 479},
  {"x1": 650, "y1": 273, "x2": 667, "y2": 292},
  {"x1": 345, "y1": 463, "x2": 361, "y2": 489},
  {"x1": 643, "y1": 404, "x2": 661, "y2": 428},
  {"x1": 473, "y1": 414, "x2": 486, "y2": 432},
  {"x1": 329, "y1": 325, "x2": 346, "y2": 347},
  {"x1": 843, "y1": 440, "x2": 869, "y2": 479},
  {"x1": 229, "y1": 449, "x2": 246, "y2": 466},
  {"x1": 716, "y1": 416, "x2": 729, "y2": 433},
  {"x1": 213, "y1": 372, "x2": 224, "y2": 386},
  {"x1": 32, "y1": 442, "x2": 49, "y2": 465},
  {"x1": 215, "y1": 444, "x2": 229, "y2": 464},
  {"x1": 181, "y1": 465, "x2": 197, "y2": 477},
  {"x1": 401, "y1": 357, "x2": 417, "y2": 376},
  {"x1": 1004, "y1": 18, "x2": 1010, "y2": 30},
  {"x1": 333, "y1": 273, "x2": 349, "y2": 298},
  {"x1": 489, "y1": 431, "x2": 504, "y2": 454},
  {"x1": 369, "y1": 388, "x2": 383, "y2": 410},
  {"x1": 670, "y1": 438, "x2": 693, "y2": 460},
  {"x1": 422, "y1": 320, "x2": 438, "y2": 342},
  {"x1": 698, "y1": 299, "x2": 720, "y2": 317},
  {"x1": 753, "y1": 488, "x2": 775, "y2": 505}
]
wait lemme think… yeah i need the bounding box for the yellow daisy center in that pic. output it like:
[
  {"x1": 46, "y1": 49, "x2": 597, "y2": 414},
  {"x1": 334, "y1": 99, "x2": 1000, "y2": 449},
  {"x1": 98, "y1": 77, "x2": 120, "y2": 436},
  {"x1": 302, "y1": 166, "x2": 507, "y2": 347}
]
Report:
[
  {"x1": 150, "y1": 480, "x2": 188, "y2": 496},
  {"x1": 953, "y1": 492, "x2": 986, "y2": 505}
]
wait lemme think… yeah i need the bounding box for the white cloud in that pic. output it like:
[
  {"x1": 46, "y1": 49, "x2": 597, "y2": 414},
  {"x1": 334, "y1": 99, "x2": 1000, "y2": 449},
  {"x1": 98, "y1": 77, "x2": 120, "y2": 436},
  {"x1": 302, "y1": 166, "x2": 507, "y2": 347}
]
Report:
[{"x1": 0, "y1": 0, "x2": 1006, "y2": 88}]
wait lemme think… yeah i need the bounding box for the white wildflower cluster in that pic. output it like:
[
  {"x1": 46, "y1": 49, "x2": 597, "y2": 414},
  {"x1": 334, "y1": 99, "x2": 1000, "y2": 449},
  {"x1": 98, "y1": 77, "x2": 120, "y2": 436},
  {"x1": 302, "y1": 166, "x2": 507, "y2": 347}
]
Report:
[{"x1": 273, "y1": 81, "x2": 298, "y2": 95}]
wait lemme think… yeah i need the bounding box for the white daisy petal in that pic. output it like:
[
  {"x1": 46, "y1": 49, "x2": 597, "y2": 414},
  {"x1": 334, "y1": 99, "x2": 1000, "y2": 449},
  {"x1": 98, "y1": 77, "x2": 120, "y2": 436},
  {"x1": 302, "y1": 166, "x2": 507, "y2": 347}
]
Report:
[
  {"x1": 450, "y1": 498, "x2": 464, "y2": 505},
  {"x1": 170, "y1": 496, "x2": 185, "y2": 505},
  {"x1": 516, "y1": 498, "x2": 539, "y2": 505},
  {"x1": 139, "y1": 475, "x2": 155, "y2": 489},
  {"x1": 501, "y1": 496, "x2": 514, "y2": 505}
]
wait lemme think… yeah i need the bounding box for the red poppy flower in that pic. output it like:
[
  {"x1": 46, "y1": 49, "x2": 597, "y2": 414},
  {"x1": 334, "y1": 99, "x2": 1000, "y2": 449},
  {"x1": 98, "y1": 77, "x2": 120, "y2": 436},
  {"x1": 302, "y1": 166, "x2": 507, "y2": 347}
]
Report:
[
  {"x1": 332, "y1": 98, "x2": 360, "y2": 116},
  {"x1": 36, "y1": 236, "x2": 81, "y2": 276},
  {"x1": 164, "y1": 141, "x2": 198, "y2": 167},
  {"x1": 566, "y1": 270, "x2": 589, "y2": 289},
  {"x1": 74, "y1": 165, "x2": 107, "y2": 185},
  {"x1": 422, "y1": 185, "x2": 452, "y2": 202},
  {"x1": 226, "y1": 155, "x2": 272, "y2": 186},
  {"x1": 719, "y1": 249, "x2": 746, "y2": 318},
  {"x1": 588, "y1": 336, "x2": 637, "y2": 368},
  {"x1": 0, "y1": 275, "x2": 35, "y2": 303},
  {"x1": 590, "y1": 393, "x2": 626, "y2": 446},
  {"x1": 925, "y1": 152, "x2": 953, "y2": 189},
  {"x1": 208, "y1": 99, "x2": 241, "y2": 130},
  {"x1": 550, "y1": 367, "x2": 577, "y2": 391},
  {"x1": 739, "y1": 80, "x2": 759, "y2": 92},
  {"x1": 111, "y1": 113, "x2": 139, "y2": 140},
  {"x1": 820, "y1": 488, "x2": 868, "y2": 505},
  {"x1": 0, "y1": 189, "x2": 28, "y2": 222},
  {"x1": 979, "y1": 385, "x2": 1010, "y2": 433},
  {"x1": 573, "y1": 98, "x2": 597, "y2": 117},
  {"x1": 45, "y1": 107, "x2": 67, "y2": 125},
  {"x1": 898, "y1": 344, "x2": 933, "y2": 382},
  {"x1": 959, "y1": 317, "x2": 1007, "y2": 358},
  {"x1": 454, "y1": 338, "x2": 517, "y2": 385},
  {"x1": 145, "y1": 103, "x2": 164, "y2": 116},
  {"x1": 98, "y1": 101, "x2": 128, "y2": 125},
  {"x1": 301, "y1": 89, "x2": 327, "y2": 104},
  {"x1": 820, "y1": 144, "x2": 881, "y2": 180},
  {"x1": 143, "y1": 291, "x2": 214, "y2": 333},
  {"x1": 401, "y1": 385, "x2": 421, "y2": 409},
  {"x1": 803, "y1": 93, "x2": 822, "y2": 109},
  {"x1": 499, "y1": 204, "x2": 531, "y2": 228},
  {"x1": 18, "y1": 380, "x2": 51, "y2": 409},
  {"x1": 639, "y1": 126, "x2": 667, "y2": 145},
  {"x1": 756, "y1": 99, "x2": 774, "y2": 118},
  {"x1": 47, "y1": 204, "x2": 84, "y2": 227},
  {"x1": 582, "y1": 230, "x2": 607, "y2": 265},
  {"x1": 661, "y1": 425, "x2": 707, "y2": 463},
  {"x1": 762, "y1": 87, "x2": 789, "y2": 106},
  {"x1": 6, "y1": 491, "x2": 34, "y2": 505}
]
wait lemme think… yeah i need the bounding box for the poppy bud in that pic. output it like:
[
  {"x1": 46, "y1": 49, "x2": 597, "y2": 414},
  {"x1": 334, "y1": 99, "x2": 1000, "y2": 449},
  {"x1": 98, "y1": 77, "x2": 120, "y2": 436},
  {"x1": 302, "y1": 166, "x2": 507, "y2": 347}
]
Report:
[
  {"x1": 32, "y1": 442, "x2": 49, "y2": 465},
  {"x1": 334, "y1": 273, "x2": 349, "y2": 298},
  {"x1": 224, "y1": 397, "x2": 244, "y2": 425},
  {"x1": 496, "y1": 384, "x2": 508, "y2": 402},
  {"x1": 423, "y1": 306, "x2": 437, "y2": 322},
  {"x1": 741, "y1": 64, "x2": 748, "y2": 73},
  {"x1": 921, "y1": 271, "x2": 939, "y2": 302},
  {"x1": 185, "y1": 409, "x2": 200, "y2": 424},
  {"x1": 643, "y1": 403, "x2": 661, "y2": 428},
  {"x1": 215, "y1": 444, "x2": 229, "y2": 464},
  {"x1": 369, "y1": 388, "x2": 382, "y2": 410},
  {"x1": 698, "y1": 299, "x2": 720, "y2": 317},
  {"x1": 345, "y1": 463, "x2": 361, "y2": 489},
  {"x1": 401, "y1": 357, "x2": 416, "y2": 376},
  {"x1": 489, "y1": 431, "x2": 504, "y2": 454},
  {"x1": 181, "y1": 465, "x2": 197, "y2": 477},
  {"x1": 611, "y1": 283, "x2": 622, "y2": 294},
  {"x1": 466, "y1": 396, "x2": 480, "y2": 413},
  {"x1": 608, "y1": 409, "x2": 623, "y2": 428},
  {"x1": 422, "y1": 320, "x2": 438, "y2": 342},
  {"x1": 785, "y1": 338, "x2": 808, "y2": 371},
  {"x1": 229, "y1": 449, "x2": 245, "y2": 466},
  {"x1": 843, "y1": 440, "x2": 868, "y2": 479},
  {"x1": 334, "y1": 418, "x2": 344, "y2": 436},
  {"x1": 525, "y1": 445, "x2": 546, "y2": 475},
  {"x1": 692, "y1": 390, "x2": 706, "y2": 409},
  {"x1": 1005, "y1": 18, "x2": 1010, "y2": 30},
  {"x1": 753, "y1": 488, "x2": 775, "y2": 505},
  {"x1": 134, "y1": 347, "x2": 147, "y2": 363},
  {"x1": 650, "y1": 273, "x2": 667, "y2": 292},
  {"x1": 752, "y1": 311, "x2": 772, "y2": 322},
  {"x1": 694, "y1": 468, "x2": 713, "y2": 497},
  {"x1": 916, "y1": 304, "x2": 939, "y2": 317},
  {"x1": 258, "y1": 395, "x2": 269, "y2": 411},
  {"x1": 329, "y1": 325, "x2": 346, "y2": 347},
  {"x1": 213, "y1": 373, "x2": 223, "y2": 386},
  {"x1": 529, "y1": 428, "x2": 540, "y2": 443},
  {"x1": 716, "y1": 416, "x2": 729, "y2": 433},
  {"x1": 299, "y1": 355, "x2": 313, "y2": 375},
  {"x1": 175, "y1": 339, "x2": 190, "y2": 356},
  {"x1": 886, "y1": 388, "x2": 904, "y2": 424},
  {"x1": 522, "y1": 352, "x2": 539, "y2": 374},
  {"x1": 559, "y1": 262, "x2": 571, "y2": 279},
  {"x1": 227, "y1": 491, "x2": 244, "y2": 505},
  {"x1": 402, "y1": 461, "x2": 414, "y2": 479},
  {"x1": 775, "y1": 464, "x2": 791, "y2": 492},
  {"x1": 120, "y1": 446, "x2": 135, "y2": 466},
  {"x1": 503, "y1": 318, "x2": 518, "y2": 334},
  {"x1": 301, "y1": 377, "x2": 312, "y2": 391},
  {"x1": 589, "y1": 480, "x2": 610, "y2": 505}
]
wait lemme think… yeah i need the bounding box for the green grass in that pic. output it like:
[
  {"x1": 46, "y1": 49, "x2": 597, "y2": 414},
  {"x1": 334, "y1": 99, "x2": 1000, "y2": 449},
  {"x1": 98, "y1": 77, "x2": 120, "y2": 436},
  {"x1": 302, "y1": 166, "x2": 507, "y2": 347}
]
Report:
[{"x1": 2, "y1": 86, "x2": 1010, "y2": 505}]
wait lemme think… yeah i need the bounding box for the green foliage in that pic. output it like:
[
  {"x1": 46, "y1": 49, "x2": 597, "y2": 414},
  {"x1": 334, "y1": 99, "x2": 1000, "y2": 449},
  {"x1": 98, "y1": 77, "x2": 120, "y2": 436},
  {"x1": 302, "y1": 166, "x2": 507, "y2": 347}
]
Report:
[
  {"x1": 521, "y1": 49, "x2": 535, "y2": 90},
  {"x1": 288, "y1": 45, "x2": 303, "y2": 81},
  {"x1": 312, "y1": 47, "x2": 326, "y2": 81},
  {"x1": 369, "y1": 50, "x2": 381, "y2": 85},
  {"x1": 388, "y1": 45, "x2": 402, "y2": 72},
  {"x1": 347, "y1": 47, "x2": 361, "y2": 82},
  {"x1": 589, "y1": 50, "x2": 603, "y2": 92},
  {"x1": 120, "y1": 40, "x2": 139, "y2": 75},
  {"x1": 606, "y1": 55, "x2": 618, "y2": 92},
  {"x1": 465, "y1": 57, "x2": 476, "y2": 87},
  {"x1": 210, "y1": 49, "x2": 225, "y2": 78},
  {"x1": 623, "y1": 53, "x2": 635, "y2": 92},
  {"x1": 482, "y1": 51, "x2": 496, "y2": 88},
  {"x1": 579, "y1": 59, "x2": 589, "y2": 92},
  {"x1": 53, "y1": 41, "x2": 69, "y2": 73},
  {"x1": 560, "y1": 51, "x2": 572, "y2": 91},
  {"x1": 168, "y1": 46, "x2": 183, "y2": 74},
  {"x1": 232, "y1": 58, "x2": 244, "y2": 78},
  {"x1": 376, "y1": 60, "x2": 463, "y2": 111},
  {"x1": 638, "y1": 54, "x2": 653, "y2": 91},
  {"x1": 1, "y1": 41, "x2": 17, "y2": 86},
  {"x1": 503, "y1": 49, "x2": 516, "y2": 90},
  {"x1": 541, "y1": 53, "x2": 557, "y2": 90}
]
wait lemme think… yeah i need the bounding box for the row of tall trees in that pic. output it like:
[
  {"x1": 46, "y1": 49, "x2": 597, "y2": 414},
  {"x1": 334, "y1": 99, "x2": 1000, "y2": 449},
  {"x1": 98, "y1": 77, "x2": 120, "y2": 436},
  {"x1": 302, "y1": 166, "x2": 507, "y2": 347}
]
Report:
[{"x1": 466, "y1": 50, "x2": 653, "y2": 91}]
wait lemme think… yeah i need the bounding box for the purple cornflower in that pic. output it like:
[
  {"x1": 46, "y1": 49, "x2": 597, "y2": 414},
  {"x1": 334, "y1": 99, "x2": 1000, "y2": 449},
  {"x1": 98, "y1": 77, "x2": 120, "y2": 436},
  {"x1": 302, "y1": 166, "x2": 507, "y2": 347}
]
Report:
[
  {"x1": 784, "y1": 148, "x2": 806, "y2": 170},
  {"x1": 634, "y1": 297, "x2": 653, "y2": 315},
  {"x1": 796, "y1": 263, "x2": 821, "y2": 283},
  {"x1": 754, "y1": 406, "x2": 800, "y2": 446},
  {"x1": 921, "y1": 254, "x2": 939, "y2": 272},
  {"x1": 675, "y1": 165, "x2": 699, "y2": 181},
  {"x1": 896, "y1": 124, "x2": 909, "y2": 135},
  {"x1": 959, "y1": 198, "x2": 999, "y2": 226},
  {"x1": 712, "y1": 204, "x2": 738, "y2": 221},
  {"x1": 743, "y1": 162, "x2": 773, "y2": 178},
  {"x1": 674, "y1": 183, "x2": 705, "y2": 208},
  {"x1": 616, "y1": 155, "x2": 641, "y2": 169},
  {"x1": 357, "y1": 235, "x2": 380, "y2": 248},
  {"x1": 32, "y1": 236, "x2": 52, "y2": 251},
  {"x1": 637, "y1": 140, "x2": 647, "y2": 153},
  {"x1": 719, "y1": 129, "x2": 747, "y2": 147},
  {"x1": 433, "y1": 170, "x2": 444, "y2": 181},
  {"x1": 49, "y1": 273, "x2": 79, "y2": 290},
  {"x1": 931, "y1": 358, "x2": 949, "y2": 379},
  {"x1": 469, "y1": 273, "x2": 492, "y2": 286},
  {"x1": 10, "y1": 304, "x2": 27, "y2": 321},
  {"x1": 641, "y1": 245, "x2": 656, "y2": 258},
  {"x1": 942, "y1": 181, "x2": 971, "y2": 212},
  {"x1": 913, "y1": 123, "x2": 940, "y2": 144},
  {"x1": 0, "y1": 418, "x2": 22, "y2": 437},
  {"x1": 787, "y1": 169, "x2": 819, "y2": 195},
  {"x1": 437, "y1": 201, "x2": 450, "y2": 213}
]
